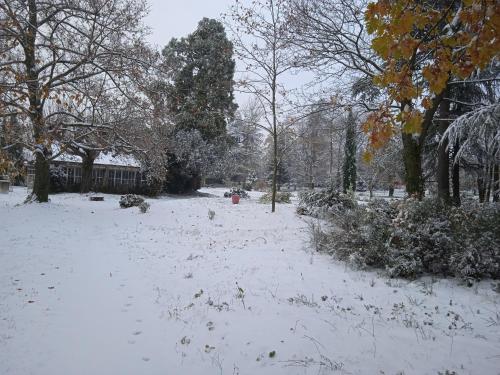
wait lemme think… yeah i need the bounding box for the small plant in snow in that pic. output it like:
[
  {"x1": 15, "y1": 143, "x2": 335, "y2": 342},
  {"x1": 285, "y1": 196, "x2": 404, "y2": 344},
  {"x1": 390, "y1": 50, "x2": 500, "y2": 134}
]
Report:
[
  {"x1": 208, "y1": 209, "x2": 215, "y2": 220},
  {"x1": 236, "y1": 282, "x2": 246, "y2": 309},
  {"x1": 287, "y1": 294, "x2": 319, "y2": 308},
  {"x1": 138, "y1": 201, "x2": 150, "y2": 213},
  {"x1": 194, "y1": 289, "x2": 203, "y2": 298},
  {"x1": 119, "y1": 194, "x2": 145, "y2": 208}
]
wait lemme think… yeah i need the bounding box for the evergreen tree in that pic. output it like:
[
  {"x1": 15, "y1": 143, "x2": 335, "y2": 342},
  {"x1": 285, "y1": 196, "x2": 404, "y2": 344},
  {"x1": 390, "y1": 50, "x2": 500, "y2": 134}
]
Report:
[
  {"x1": 161, "y1": 18, "x2": 236, "y2": 193},
  {"x1": 342, "y1": 110, "x2": 357, "y2": 193},
  {"x1": 162, "y1": 18, "x2": 237, "y2": 141}
]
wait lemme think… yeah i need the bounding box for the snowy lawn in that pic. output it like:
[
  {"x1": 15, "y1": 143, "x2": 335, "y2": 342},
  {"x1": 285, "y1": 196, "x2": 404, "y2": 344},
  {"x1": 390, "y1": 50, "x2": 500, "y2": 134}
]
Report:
[{"x1": 1, "y1": 187, "x2": 499, "y2": 375}]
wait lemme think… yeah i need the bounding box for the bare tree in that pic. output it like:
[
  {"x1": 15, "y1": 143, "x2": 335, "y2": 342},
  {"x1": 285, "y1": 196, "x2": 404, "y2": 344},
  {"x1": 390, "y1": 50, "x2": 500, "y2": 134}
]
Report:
[
  {"x1": 227, "y1": 98, "x2": 264, "y2": 186},
  {"x1": 287, "y1": 0, "x2": 383, "y2": 95},
  {"x1": 225, "y1": 0, "x2": 296, "y2": 212},
  {"x1": 0, "y1": 0, "x2": 149, "y2": 201}
]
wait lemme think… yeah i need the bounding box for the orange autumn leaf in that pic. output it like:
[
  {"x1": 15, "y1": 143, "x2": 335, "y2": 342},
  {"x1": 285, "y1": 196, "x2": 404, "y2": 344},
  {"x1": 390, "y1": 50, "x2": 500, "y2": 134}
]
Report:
[{"x1": 365, "y1": 0, "x2": 498, "y2": 142}]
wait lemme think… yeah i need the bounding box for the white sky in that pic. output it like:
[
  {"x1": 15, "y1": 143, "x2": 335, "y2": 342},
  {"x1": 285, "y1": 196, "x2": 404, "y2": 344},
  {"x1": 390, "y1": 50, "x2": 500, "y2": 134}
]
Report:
[{"x1": 145, "y1": 0, "x2": 234, "y2": 49}]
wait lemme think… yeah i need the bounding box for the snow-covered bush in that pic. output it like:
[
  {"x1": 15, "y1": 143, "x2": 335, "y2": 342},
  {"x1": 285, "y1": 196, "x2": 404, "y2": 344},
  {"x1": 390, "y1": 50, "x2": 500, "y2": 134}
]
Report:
[
  {"x1": 297, "y1": 187, "x2": 356, "y2": 219},
  {"x1": 313, "y1": 197, "x2": 500, "y2": 283},
  {"x1": 49, "y1": 165, "x2": 68, "y2": 193},
  {"x1": 259, "y1": 191, "x2": 291, "y2": 204},
  {"x1": 324, "y1": 199, "x2": 395, "y2": 270},
  {"x1": 119, "y1": 194, "x2": 145, "y2": 208},
  {"x1": 138, "y1": 201, "x2": 150, "y2": 213},
  {"x1": 223, "y1": 187, "x2": 249, "y2": 198}
]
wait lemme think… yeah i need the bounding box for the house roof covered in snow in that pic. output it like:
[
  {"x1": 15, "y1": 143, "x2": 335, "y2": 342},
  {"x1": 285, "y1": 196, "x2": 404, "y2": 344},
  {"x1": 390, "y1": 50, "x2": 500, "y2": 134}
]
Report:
[
  {"x1": 24, "y1": 145, "x2": 141, "y2": 168},
  {"x1": 55, "y1": 151, "x2": 141, "y2": 168}
]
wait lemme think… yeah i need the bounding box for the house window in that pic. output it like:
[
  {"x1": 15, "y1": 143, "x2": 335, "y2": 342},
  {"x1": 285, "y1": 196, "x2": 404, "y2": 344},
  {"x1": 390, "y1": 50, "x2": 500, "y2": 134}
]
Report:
[
  {"x1": 67, "y1": 167, "x2": 74, "y2": 185},
  {"x1": 128, "y1": 171, "x2": 136, "y2": 187},
  {"x1": 97, "y1": 169, "x2": 105, "y2": 185},
  {"x1": 122, "y1": 170, "x2": 128, "y2": 185},
  {"x1": 92, "y1": 168, "x2": 105, "y2": 185},
  {"x1": 74, "y1": 167, "x2": 82, "y2": 184},
  {"x1": 113, "y1": 169, "x2": 122, "y2": 186},
  {"x1": 108, "y1": 169, "x2": 114, "y2": 186}
]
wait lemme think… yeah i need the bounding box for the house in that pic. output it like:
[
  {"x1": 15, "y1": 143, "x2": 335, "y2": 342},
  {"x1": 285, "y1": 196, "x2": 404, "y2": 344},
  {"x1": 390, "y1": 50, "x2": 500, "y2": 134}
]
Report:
[{"x1": 26, "y1": 148, "x2": 145, "y2": 194}]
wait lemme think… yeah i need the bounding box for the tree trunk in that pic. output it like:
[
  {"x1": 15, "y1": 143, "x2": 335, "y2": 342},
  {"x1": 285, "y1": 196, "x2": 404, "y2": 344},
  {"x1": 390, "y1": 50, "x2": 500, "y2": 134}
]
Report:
[
  {"x1": 81, "y1": 155, "x2": 96, "y2": 193},
  {"x1": 329, "y1": 125, "x2": 334, "y2": 185},
  {"x1": 437, "y1": 95, "x2": 450, "y2": 203},
  {"x1": 270, "y1": 54, "x2": 278, "y2": 212},
  {"x1": 451, "y1": 140, "x2": 461, "y2": 206},
  {"x1": 478, "y1": 177, "x2": 486, "y2": 203},
  {"x1": 485, "y1": 165, "x2": 493, "y2": 203},
  {"x1": 452, "y1": 160, "x2": 461, "y2": 206},
  {"x1": 33, "y1": 152, "x2": 49, "y2": 202},
  {"x1": 493, "y1": 164, "x2": 499, "y2": 202},
  {"x1": 27, "y1": 0, "x2": 50, "y2": 202},
  {"x1": 402, "y1": 133, "x2": 424, "y2": 199},
  {"x1": 271, "y1": 130, "x2": 278, "y2": 212}
]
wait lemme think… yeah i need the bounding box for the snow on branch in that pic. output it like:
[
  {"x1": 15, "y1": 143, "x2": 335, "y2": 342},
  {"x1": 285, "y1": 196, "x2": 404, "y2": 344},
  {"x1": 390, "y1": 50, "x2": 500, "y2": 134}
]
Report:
[{"x1": 442, "y1": 102, "x2": 500, "y2": 165}]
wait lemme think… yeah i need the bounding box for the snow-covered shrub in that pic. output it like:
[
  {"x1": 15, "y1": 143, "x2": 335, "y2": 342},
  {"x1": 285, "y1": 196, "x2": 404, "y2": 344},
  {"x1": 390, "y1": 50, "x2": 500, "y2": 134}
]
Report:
[
  {"x1": 388, "y1": 199, "x2": 500, "y2": 281},
  {"x1": 119, "y1": 194, "x2": 145, "y2": 208},
  {"x1": 259, "y1": 191, "x2": 291, "y2": 204},
  {"x1": 327, "y1": 199, "x2": 395, "y2": 269},
  {"x1": 223, "y1": 187, "x2": 249, "y2": 198},
  {"x1": 138, "y1": 201, "x2": 150, "y2": 213},
  {"x1": 314, "y1": 197, "x2": 500, "y2": 283},
  {"x1": 49, "y1": 165, "x2": 68, "y2": 193},
  {"x1": 297, "y1": 187, "x2": 356, "y2": 219}
]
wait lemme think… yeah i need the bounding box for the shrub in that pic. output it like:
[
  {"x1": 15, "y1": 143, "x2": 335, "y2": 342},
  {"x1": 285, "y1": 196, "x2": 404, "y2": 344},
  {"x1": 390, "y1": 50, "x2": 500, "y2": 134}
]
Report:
[
  {"x1": 259, "y1": 191, "x2": 291, "y2": 204},
  {"x1": 224, "y1": 187, "x2": 249, "y2": 198},
  {"x1": 297, "y1": 187, "x2": 356, "y2": 219},
  {"x1": 311, "y1": 197, "x2": 500, "y2": 283},
  {"x1": 119, "y1": 194, "x2": 145, "y2": 208},
  {"x1": 138, "y1": 201, "x2": 150, "y2": 213},
  {"x1": 49, "y1": 165, "x2": 68, "y2": 193}
]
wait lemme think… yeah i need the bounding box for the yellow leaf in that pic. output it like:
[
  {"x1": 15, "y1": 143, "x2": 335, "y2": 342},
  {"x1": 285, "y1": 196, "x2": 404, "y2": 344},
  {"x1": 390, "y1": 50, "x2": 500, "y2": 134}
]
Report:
[
  {"x1": 372, "y1": 35, "x2": 392, "y2": 59},
  {"x1": 403, "y1": 111, "x2": 423, "y2": 134},
  {"x1": 362, "y1": 150, "x2": 374, "y2": 164}
]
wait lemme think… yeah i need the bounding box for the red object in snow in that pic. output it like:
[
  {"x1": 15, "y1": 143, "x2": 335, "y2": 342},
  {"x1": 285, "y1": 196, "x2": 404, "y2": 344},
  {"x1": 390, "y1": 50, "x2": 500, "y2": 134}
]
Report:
[{"x1": 232, "y1": 194, "x2": 240, "y2": 204}]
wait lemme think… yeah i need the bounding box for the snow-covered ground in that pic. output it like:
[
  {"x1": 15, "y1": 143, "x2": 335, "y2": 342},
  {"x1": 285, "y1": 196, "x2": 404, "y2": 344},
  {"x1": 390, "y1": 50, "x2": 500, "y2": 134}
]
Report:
[{"x1": 1, "y1": 187, "x2": 499, "y2": 375}]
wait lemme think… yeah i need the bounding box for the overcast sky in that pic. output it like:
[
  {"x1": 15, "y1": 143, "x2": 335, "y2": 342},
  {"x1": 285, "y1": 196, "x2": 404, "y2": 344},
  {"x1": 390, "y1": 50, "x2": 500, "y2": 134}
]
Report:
[{"x1": 145, "y1": 0, "x2": 234, "y2": 49}]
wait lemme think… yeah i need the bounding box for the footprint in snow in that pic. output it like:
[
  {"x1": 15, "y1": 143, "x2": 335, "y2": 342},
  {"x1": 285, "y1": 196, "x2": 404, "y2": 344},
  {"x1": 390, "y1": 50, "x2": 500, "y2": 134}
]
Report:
[{"x1": 133, "y1": 331, "x2": 142, "y2": 336}]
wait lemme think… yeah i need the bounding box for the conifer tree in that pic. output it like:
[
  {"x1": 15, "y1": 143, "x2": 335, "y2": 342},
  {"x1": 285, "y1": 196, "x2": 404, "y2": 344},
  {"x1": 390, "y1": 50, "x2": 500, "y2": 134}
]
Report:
[
  {"x1": 343, "y1": 110, "x2": 357, "y2": 193},
  {"x1": 163, "y1": 18, "x2": 237, "y2": 141}
]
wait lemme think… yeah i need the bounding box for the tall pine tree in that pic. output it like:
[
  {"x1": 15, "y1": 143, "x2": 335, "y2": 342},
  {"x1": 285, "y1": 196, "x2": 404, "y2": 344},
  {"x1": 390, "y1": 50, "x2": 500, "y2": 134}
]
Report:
[
  {"x1": 161, "y1": 18, "x2": 237, "y2": 193},
  {"x1": 163, "y1": 18, "x2": 237, "y2": 141},
  {"x1": 343, "y1": 110, "x2": 357, "y2": 193}
]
